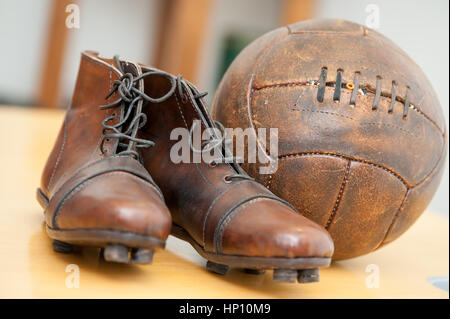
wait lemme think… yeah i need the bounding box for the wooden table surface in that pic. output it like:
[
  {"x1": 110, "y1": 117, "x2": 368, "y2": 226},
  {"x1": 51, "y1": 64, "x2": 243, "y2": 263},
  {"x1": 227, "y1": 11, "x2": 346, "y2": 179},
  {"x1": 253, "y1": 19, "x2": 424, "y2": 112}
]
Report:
[{"x1": 0, "y1": 105, "x2": 448, "y2": 299}]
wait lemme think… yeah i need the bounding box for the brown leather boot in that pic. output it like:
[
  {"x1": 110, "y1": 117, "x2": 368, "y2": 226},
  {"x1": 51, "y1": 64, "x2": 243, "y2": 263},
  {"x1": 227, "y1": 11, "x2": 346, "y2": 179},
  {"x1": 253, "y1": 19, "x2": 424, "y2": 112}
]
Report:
[
  {"x1": 134, "y1": 60, "x2": 334, "y2": 283},
  {"x1": 37, "y1": 51, "x2": 171, "y2": 264}
]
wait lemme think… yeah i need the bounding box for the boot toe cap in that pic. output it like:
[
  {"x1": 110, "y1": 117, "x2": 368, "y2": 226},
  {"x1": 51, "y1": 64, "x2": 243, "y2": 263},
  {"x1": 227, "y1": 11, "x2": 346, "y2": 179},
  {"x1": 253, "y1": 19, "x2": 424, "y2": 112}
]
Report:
[
  {"x1": 219, "y1": 199, "x2": 334, "y2": 259},
  {"x1": 54, "y1": 172, "x2": 171, "y2": 240}
]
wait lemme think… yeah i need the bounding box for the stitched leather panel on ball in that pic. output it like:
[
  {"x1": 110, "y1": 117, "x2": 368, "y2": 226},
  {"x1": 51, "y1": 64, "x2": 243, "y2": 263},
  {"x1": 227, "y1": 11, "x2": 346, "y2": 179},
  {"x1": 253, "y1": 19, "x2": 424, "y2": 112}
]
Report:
[{"x1": 212, "y1": 19, "x2": 447, "y2": 260}]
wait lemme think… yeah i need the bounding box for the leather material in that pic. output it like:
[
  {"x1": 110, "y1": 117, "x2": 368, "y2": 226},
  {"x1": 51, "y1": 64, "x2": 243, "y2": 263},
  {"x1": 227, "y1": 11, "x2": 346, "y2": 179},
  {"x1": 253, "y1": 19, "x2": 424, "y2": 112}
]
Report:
[
  {"x1": 139, "y1": 68, "x2": 334, "y2": 259},
  {"x1": 55, "y1": 171, "x2": 169, "y2": 238},
  {"x1": 40, "y1": 52, "x2": 171, "y2": 240},
  {"x1": 44, "y1": 156, "x2": 163, "y2": 227},
  {"x1": 212, "y1": 19, "x2": 447, "y2": 260}
]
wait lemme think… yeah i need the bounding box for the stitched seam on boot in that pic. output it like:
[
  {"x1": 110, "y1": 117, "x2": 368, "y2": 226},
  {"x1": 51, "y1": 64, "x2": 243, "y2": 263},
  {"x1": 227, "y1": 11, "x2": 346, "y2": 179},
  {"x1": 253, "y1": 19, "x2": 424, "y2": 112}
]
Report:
[
  {"x1": 213, "y1": 194, "x2": 297, "y2": 253},
  {"x1": 50, "y1": 155, "x2": 161, "y2": 199},
  {"x1": 53, "y1": 171, "x2": 161, "y2": 228},
  {"x1": 87, "y1": 68, "x2": 115, "y2": 163},
  {"x1": 202, "y1": 181, "x2": 248, "y2": 247},
  {"x1": 174, "y1": 92, "x2": 215, "y2": 189},
  {"x1": 47, "y1": 118, "x2": 68, "y2": 192},
  {"x1": 215, "y1": 198, "x2": 271, "y2": 254}
]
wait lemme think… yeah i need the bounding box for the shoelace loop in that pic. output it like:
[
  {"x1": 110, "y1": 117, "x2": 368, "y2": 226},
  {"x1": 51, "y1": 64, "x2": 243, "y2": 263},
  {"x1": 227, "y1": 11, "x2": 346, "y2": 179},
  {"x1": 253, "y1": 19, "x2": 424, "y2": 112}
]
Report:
[
  {"x1": 99, "y1": 56, "x2": 176, "y2": 159},
  {"x1": 100, "y1": 55, "x2": 253, "y2": 183},
  {"x1": 188, "y1": 120, "x2": 254, "y2": 183}
]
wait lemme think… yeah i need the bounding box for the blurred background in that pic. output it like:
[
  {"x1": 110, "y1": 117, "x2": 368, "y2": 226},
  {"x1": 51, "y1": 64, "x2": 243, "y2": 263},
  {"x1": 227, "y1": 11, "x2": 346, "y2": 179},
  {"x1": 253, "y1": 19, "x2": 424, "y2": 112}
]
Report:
[{"x1": 0, "y1": 0, "x2": 448, "y2": 215}]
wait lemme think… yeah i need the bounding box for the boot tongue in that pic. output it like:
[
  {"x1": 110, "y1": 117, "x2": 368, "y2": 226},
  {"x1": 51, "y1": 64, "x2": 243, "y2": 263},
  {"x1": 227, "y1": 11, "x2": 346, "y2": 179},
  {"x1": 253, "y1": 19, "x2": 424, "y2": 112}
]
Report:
[
  {"x1": 183, "y1": 81, "x2": 246, "y2": 175},
  {"x1": 183, "y1": 81, "x2": 215, "y2": 129}
]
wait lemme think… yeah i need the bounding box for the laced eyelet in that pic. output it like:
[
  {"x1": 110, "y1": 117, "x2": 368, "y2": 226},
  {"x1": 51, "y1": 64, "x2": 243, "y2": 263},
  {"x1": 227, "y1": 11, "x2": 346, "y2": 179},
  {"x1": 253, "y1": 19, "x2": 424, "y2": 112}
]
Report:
[
  {"x1": 208, "y1": 161, "x2": 217, "y2": 168},
  {"x1": 223, "y1": 175, "x2": 232, "y2": 183}
]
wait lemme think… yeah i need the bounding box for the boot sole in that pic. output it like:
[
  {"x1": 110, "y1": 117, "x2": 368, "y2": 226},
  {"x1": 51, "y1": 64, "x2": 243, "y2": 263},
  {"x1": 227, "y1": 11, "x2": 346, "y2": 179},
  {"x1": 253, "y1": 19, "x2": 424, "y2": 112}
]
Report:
[
  {"x1": 37, "y1": 188, "x2": 164, "y2": 264},
  {"x1": 171, "y1": 223, "x2": 331, "y2": 284}
]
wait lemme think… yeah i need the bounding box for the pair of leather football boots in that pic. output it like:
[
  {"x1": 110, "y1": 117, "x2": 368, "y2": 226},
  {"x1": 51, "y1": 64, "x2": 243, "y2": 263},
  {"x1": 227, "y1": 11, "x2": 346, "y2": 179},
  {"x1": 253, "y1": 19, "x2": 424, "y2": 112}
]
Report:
[{"x1": 37, "y1": 51, "x2": 333, "y2": 284}]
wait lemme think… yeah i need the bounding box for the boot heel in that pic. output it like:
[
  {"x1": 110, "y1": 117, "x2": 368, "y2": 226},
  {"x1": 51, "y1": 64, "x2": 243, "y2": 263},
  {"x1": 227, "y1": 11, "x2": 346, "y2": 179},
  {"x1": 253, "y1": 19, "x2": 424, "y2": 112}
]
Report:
[
  {"x1": 273, "y1": 269, "x2": 297, "y2": 283},
  {"x1": 298, "y1": 268, "x2": 319, "y2": 283},
  {"x1": 206, "y1": 261, "x2": 229, "y2": 275},
  {"x1": 130, "y1": 248, "x2": 154, "y2": 264},
  {"x1": 244, "y1": 268, "x2": 265, "y2": 275},
  {"x1": 103, "y1": 244, "x2": 130, "y2": 263},
  {"x1": 52, "y1": 240, "x2": 74, "y2": 254}
]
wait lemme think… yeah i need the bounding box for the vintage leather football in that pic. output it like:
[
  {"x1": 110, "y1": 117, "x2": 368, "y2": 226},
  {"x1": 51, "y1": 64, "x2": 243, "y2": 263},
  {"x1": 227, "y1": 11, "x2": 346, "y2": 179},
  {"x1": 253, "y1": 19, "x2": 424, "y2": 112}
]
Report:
[{"x1": 212, "y1": 19, "x2": 447, "y2": 260}]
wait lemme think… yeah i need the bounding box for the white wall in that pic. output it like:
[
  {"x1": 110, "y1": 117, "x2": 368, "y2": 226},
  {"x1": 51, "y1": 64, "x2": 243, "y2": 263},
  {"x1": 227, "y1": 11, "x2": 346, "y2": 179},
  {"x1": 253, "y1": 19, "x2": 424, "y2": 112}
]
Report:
[
  {"x1": 0, "y1": 0, "x2": 50, "y2": 103},
  {"x1": 197, "y1": 0, "x2": 282, "y2": 98},
  {"x1": 0, "y1": 0, "x2": 160, "y2": 104},
  {"x1": 62, "y1": 0, "x2": 161, "y2": 103}
]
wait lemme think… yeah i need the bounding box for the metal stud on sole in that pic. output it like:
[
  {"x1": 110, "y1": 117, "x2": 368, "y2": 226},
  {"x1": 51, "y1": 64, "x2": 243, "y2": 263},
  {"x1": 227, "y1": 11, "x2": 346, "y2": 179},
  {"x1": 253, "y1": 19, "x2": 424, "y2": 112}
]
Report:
[
  {"x1": 273, "y1": 269, "x2": 297, "y2": 283},
  {"x1": 298, "y1": 268, "x2": 319, "y2": 283},
  {"x1": 206, "y1": 261, "x2": 229, "y2": 275},
  {"x1": 131, "y1": 248, "x2": 154, "y2": 264},
  {"x1": 52, "y1": 240, "x2": 74, "y2": 253},
  {"x1": 103, "y1": 244, "x2": 129, "y2": 263},
  {"x1": 244, "y1": 268, "x2": 266, "y2": 275}
]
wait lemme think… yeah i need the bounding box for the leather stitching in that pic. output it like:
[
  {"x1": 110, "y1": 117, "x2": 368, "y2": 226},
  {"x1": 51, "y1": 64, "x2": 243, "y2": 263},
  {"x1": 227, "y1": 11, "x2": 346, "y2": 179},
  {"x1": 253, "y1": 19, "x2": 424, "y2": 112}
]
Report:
[
  {"x1": 54, "y1": 175, "x2": 98, "y2": 227},
  {"x1": 174, "y1": 93, "x2": 189, "y2": 129},
  {"x1": 54, "y1": 171, "x2": 161, "y2": 228},
  {"x1": 246, "y1": 28, "x2": 290, "y2": 162},
  {"x1": 82, "y1": 53, "x2": 121, "y2": 76},
  {"x1": 215, "y1": 198, "x2": 270, "y2": 254},
  {"x1": 46, "y1": 224, "x2": 165, "y2": 241},
  {"x1": 278, "y1": 151, "x2": 409, "y2": 187},
  {"x1": 378, "y1": 138, "x2": 446, "y2": 246},
  {"x1": 88, "y1": 67, "x2": 116, "y2": 162},
  {"x1": 213, "y1": 194, "x2": 297, "y2": 253},
  {"x1": 252, "y1": 81, "x2": 444, "y2": 136},
  {"x1": 263, "y1": 173, "x2": 273, "y2": 189},
  {"x1": 47, "y1": 117, "x2": 68, "y2": 192},
  {"x1": 325, "y1": 160, "x2": 352, "y2": 230},
  {"x1": 378, "y1": 189, "x2": 411, "y2": 247},
  {"x1": 50, "y1": 158, "x2": 162, "y2": 227},
  {"x1": 201, "y1": 180, "x2": 248, "y2": 247},
  {"x1": 292, "y1": 106, "x2": 420, "y2": 138},
  {"x1": 174, "y1": 92, "x2": 216, "y2": 189},
  {"x1": 51, "y1": 155, "x2": 152, "y2": 196},
  {"x1": 277, "y1": 147, "x2": 447, "y2": 189}
]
